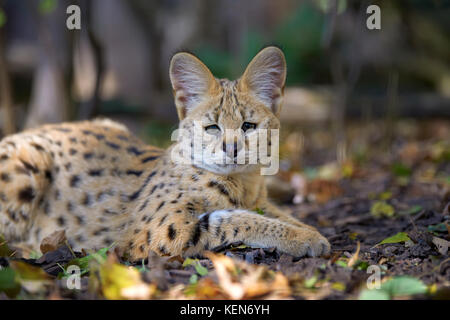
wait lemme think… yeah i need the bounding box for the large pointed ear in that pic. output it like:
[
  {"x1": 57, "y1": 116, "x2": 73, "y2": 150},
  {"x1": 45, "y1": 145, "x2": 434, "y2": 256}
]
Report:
[
  {"x1": 239, "y1": 47, "x2": 286, "y2": 116},
  {"x1": 169, "y1": 52, "x2": 218, "y2": 120}
]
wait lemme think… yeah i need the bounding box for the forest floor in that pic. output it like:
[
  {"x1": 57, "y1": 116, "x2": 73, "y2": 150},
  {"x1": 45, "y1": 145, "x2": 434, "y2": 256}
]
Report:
[{"x1": 0, "y1": 119, "x2": 449, "y2": 300}]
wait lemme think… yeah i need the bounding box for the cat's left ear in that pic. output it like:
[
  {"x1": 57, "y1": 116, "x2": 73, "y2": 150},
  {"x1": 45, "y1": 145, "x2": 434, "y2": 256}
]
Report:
[{"x1": 239, "y1": 47, "x2": 286, "y2": 116}]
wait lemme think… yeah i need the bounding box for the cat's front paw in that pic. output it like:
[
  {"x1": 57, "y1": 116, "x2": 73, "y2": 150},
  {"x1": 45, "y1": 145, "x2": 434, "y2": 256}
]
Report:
[{"x1": 288, "y1": 229, "x2": 331, "y2": 258}]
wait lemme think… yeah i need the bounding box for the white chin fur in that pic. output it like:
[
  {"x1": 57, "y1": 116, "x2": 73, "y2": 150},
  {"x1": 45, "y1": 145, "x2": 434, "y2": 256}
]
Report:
[{"x1": 194, "y1": 162, "x2": 255, "y2": 175}]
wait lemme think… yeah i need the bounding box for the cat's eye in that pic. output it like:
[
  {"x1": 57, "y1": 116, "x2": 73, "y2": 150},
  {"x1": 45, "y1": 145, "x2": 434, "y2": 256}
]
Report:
[
  {"x1": 241, "y1": 122, "x2": 257, "y2": 132},
  {"x1": 205, "y1": 124, "x2": 220, "y2": 133}
]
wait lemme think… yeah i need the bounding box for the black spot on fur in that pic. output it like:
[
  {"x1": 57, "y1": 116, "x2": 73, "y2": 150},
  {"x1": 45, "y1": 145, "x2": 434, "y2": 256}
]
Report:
[
  {"x1": 94, "y1": 134, "x2": 105, "y2": 140},
  {"x1": 168, "y1": 224, "x2": 176, "y2": 240},
  {"x1": 82, "y1": 193, "x2": 93, "y2": 206},
  {"x1": 207, "y1": 180, "x2": 237, "y2": 206},
  {"x1": 76, "y1": 215, "x2": 85, "y2": 225},
  {"x1": 127, "y1": 146, "x2": 145, "y2": 156},
  {"x1": 19, "y1": 159, "x2": 39, "y2": 174},
  {"x1": 45, "y1": 170, "x2": 53, "y2": 182},
  {"x1": 69, "y1": 175, "x2": 81, "y2": 187},
  {"x1": 141, "y1": 156, "x2": 159, "y2": 163},
  {"x1": 126, "y1": 170, "x2": 143, "y2": 177},
  {"x1": 105, "y1": 141, "x2": 120, "y2": 150},
  {"x1": 0, "y1": 172, "x2": 10, "y2": 182},
  {"x1": 147, "y1": 231, "x2": 152, "y2": 245},
  {"x1": 159, "y1": 245, "x2": 167, "y2": 255},
  {"x1": 156, "y1": 201, "x2": 165, "y2": 211},
  {"x1": 69, "y1": 148, "x2": 77, "y2": 155},
  {"x1": 158, "y1": 214, "x2": 168, "y2": 226},
  {"x1": 31, "y1": 143, "x2": 45, "y2": 151},
  {"x1": 82, "y1": 130, "x2": 93, "y2": 136},
  {"x1": 138, "y1": 199, "x2": 149, "y2": 212},
  {"x1": 88, "y1": 169, "x2": 104, "y2": 177},
  {"x1": 18, "y1": 187, "x2": 35, "y2": 202},
  {"x1": 149, "y1": 185, "x2": 158, "y2": 195},
  {"x1": 124, "y1": 170, "x2": 157, "y2": 202},
  {"x1": 93, "y1": 227, "x2": 109, "y2": 236},
  {"x1": 57, "y1": 216, "x2": 66, "y2": 226},
  {"x1": 67, "y1": 201, "x2": 74, "y2": 212},
  {"x1": 83, "y1": 152, "x2": 94, "y2": 160}
]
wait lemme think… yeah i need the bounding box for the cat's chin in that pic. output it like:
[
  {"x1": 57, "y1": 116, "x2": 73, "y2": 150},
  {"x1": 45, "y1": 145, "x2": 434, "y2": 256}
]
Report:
[{"x1": 194, "y1": 163, "x2": 258, "y2": 175}]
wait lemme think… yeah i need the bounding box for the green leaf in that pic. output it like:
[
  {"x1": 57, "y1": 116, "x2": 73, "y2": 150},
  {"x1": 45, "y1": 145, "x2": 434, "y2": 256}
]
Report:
[
  {"x1": 254, "y1": 208, "x2": 265, "y2": 215},
  {"x1": 355, "y1": 260, "x2": 370, "y2": 271},
  {"x1": 360, "y1": 276, "x2": 427, "y2": 300},
  {"x1": 359, "y1": 289, "x2": 390, "y2": 300},
  {"x1": 0, "y1": 267, "x2": 21, "y2": 298},
  {"x1": 382, "y1": 276, "x2": 427, "y2": 296},
  {"x1": 392, "y1": 163, "x2": 412, "y2": 177},
  {"x1": 182, "y1": 258, "x2": 195, "y2": 268},
  {"x1": 375, "y1": 232, "x2": 411, "y2": 247},
  {"x1": 0, "y1": 8, "x2": 6, "y2": 28},
  {"x1": 39, "y1": 0, "x2": 57, "y2": 14},
  {"x1": 65, "y1": 247, "x2": 109, "y2": 276},
  {"x1": 370, "y1": 201, "x2": 395, "y2": 218},
  {"x1": 0, "y1": 235, "x2": 14, "y2": 257},
  {"x1": 194, "y1": 262, "x2": 208, "y2": 276},
  {"x1": 335, "y1": 260, "x2": 348, "y2": 268},
  {"x1": 304, "y1": 275, "x2": 318, "y2": 288},
  {"x1": 189, "y1": 274, "x2": 198, "y2": 284},
  {"x1": 183, "y1": 258, "x2": 208, "y2": 276},
  {"x1": 399, "y1": 205, "x2": 423, "y2": 215},
  {"x1": 315, "y1": 0, "x2": 347, "y2": 14},
  {"x1": 428, "y1": 223, "x2": 447, "y2": 233},
  {"x1": 378, "y1": 191, "x2": 392, "y2": 200}
]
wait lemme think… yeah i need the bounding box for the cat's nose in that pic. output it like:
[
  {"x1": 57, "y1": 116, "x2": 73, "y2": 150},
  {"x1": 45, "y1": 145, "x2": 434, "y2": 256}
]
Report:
[{"x1": 222, "y1": 142, "x2": 238, "y2": 159}]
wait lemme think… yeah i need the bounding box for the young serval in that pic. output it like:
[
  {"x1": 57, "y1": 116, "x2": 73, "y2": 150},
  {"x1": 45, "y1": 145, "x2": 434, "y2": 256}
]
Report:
[{"x1": 0, "y1": 47, "x2": 330, "y2": 260}]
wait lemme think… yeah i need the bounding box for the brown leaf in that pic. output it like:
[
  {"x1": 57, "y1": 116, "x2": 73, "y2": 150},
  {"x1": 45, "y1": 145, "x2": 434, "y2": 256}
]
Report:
[
  {"x1": 40, "y1": 230, "x2": 67, "y2": 254},
  {"x1": 205, "y1": 252, "x2": 291, "y2": 299},
  {"x1": 432, "y1": 236, "x2": 449, "y2": 256},
  {"x1": 347, "y1": 241, "x2": 360, "y2": 267}
]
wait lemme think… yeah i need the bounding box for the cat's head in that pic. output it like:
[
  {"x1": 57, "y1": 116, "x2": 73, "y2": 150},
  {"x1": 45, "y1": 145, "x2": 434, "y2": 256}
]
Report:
[{"x1": 169, "y1": 46, "x2": 286, "y2": 175}]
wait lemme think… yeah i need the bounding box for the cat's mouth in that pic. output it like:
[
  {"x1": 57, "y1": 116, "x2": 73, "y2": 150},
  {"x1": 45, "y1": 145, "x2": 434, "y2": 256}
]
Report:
[{"x1": 195, "y1": 162, "x2": 256, "y2": 175}]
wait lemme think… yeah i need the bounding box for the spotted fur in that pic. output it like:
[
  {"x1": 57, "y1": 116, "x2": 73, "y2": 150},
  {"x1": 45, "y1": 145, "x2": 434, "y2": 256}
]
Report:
[{"x1": 0, "y1": 47, "x2": 330, "y2": 259}]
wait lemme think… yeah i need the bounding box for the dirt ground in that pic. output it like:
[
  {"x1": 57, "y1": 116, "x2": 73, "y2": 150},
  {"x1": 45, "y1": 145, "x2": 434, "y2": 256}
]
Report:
[{"x1": 0, "y1": 119, "x2": 449, "y2": 300}]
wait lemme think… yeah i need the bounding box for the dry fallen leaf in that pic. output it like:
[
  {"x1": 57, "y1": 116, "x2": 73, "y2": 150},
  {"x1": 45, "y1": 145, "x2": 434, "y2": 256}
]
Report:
[
  {"x1": 432, "y1": 236, "x2": 449, "y2": 256},
  {"x1": 205, "y1": 252, "x2": 291, "y2": 300},
  {"x1": 40, "y1": 230, "x2": 67, "y2": 254},
  {"x1": 347, "y1": 241, "x2": 361, "y2": 268},
  {"x1": 99, "y1": 254, "x2": 156, "y2": 300}
]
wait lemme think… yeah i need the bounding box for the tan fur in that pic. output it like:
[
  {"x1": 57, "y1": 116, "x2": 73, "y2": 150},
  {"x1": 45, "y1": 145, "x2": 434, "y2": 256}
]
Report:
[{"x1": 0, "y1": 47, "x2": 330, "y2": 259}]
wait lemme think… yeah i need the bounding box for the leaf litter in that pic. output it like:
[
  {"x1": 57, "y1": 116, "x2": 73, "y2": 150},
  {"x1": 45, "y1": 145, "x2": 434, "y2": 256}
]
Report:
[{"x1": 0, "y1": 119, "x2": 449, "y2": 300}]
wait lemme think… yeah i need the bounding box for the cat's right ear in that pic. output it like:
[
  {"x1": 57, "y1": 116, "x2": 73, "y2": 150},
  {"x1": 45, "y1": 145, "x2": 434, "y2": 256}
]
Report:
[{"x1": 169, "y1": 52, "x2": 218, "y2": 120}]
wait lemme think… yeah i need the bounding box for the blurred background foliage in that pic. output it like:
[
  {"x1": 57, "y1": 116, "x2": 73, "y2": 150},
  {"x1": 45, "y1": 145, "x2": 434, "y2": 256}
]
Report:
[{"x1": 0, "y1": 0, "x2": 449, "y2": 164}]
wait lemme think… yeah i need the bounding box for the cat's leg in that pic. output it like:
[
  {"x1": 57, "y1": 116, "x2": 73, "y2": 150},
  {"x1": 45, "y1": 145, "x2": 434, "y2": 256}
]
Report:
[
  {"x1": 128, "y1": 208, "x2": 330, "y2": 260},
  {"x1": 199, "y1": 209, "x2": 330, "y2": 257},
  {"x1": 258, "y1": 201, "x2": 318, "y2": 231},
  {"x1": 0, "y1": 134, "x2": 53, "y2": 243}
]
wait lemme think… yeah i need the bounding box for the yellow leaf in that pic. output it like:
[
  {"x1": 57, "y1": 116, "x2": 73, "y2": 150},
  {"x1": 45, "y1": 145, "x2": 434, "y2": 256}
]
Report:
[{"x1": 100, "y1": 255, "x2": 153, "y2": 300}]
